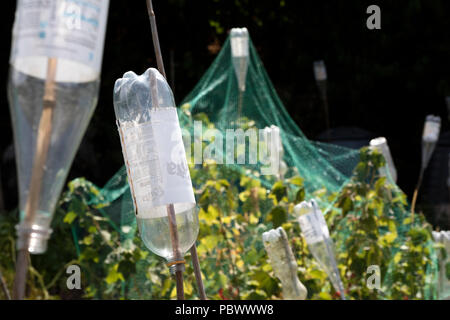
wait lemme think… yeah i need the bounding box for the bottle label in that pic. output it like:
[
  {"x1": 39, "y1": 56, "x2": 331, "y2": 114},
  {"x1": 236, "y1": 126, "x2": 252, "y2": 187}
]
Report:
[
  {"x1": 314, "y1": 208, "x2": 330, "y2": 239},
  {"x1": 10, "y1": 0, "x2": 109, "y2": 75},
  {"x1": 298, "y1": 210, "x2": 329, "y2": 245},
  {"x1": 118, "y1": 108, "x2": 195, "y2": 218},
  {"x1": 423, "y1": 121, "x2": 440, "y2": 142}
]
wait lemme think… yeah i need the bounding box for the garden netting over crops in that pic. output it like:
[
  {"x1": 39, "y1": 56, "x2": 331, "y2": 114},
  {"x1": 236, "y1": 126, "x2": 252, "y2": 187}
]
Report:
[{"x1": 67, "y1": 34, "x2": 441, "y2": 299}]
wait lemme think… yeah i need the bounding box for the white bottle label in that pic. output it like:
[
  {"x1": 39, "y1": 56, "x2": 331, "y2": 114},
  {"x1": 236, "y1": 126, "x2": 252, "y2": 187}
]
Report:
[
  {"x1": 10, "y1": 0, "x2": 109, "y2": 75},
  {"x1": 423, "y1": 121, "x2": 440, "y2": 142},
  {"x1": 314, "y1": 209, "x2": 330, "y2": 239},
  {"x1": 298, "y1": 210, "x2": 329, "y2": 245},
  {"x1": 118, "y1": 108, "x2": 195, "y2": 218}
]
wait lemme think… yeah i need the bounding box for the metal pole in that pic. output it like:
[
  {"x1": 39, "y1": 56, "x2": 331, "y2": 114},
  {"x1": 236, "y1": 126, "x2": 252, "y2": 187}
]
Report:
[{"x1": 145, "y1": 0, "x2": 206, "y2": 300}]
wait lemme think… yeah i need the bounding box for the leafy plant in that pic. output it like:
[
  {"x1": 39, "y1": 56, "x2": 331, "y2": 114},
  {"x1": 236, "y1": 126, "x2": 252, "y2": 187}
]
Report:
[{"x1": 0, "y1": 119, "x2": 439, "y2": 300}]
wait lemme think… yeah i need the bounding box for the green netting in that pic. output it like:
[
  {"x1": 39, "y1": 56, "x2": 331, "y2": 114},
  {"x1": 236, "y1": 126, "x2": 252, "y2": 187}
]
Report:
[
  {"x1": 179, "y1": 37, "x2": 360, "y2": 194},
  {"x1": 66, "y1": 34, "x2": 440, "y2": 300}
]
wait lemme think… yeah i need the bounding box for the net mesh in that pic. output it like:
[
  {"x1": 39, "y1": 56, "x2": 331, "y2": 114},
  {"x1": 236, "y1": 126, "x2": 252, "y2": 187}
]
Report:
[{"x1": 64, "y1": 35, "x2": 440, "y2": 300}]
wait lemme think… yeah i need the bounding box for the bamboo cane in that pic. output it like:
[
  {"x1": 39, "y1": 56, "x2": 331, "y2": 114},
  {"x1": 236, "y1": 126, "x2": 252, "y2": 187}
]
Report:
[
  {"x1": 0, "y1": 267, "x2": 11, "y2": 300},
  {"x1": 13, "y1": 57, "x2": 57, "y2": 299},
  {"x1": 411, "y1": 168, "x2": 424, "y2": 221},
  {"x1": 145, "y1": 0, "x2": 206, "y2": 300}
]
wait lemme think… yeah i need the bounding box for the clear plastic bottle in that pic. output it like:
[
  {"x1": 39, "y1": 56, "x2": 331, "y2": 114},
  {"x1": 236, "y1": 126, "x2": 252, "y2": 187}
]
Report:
[
  {"x1": 230, "y1": 27, "x2": 249, "y2": 92},
  {"x1": 294, "y1": 200, "x2": 346, "y2": 299},
  {"x1": 421, "y1": 115, "x2": 441, "y2": 170},
  {"x1": 113, "y1": 68, "x2": 198, "y2": 265},
  {"x1": 8, "y1": 0, "x2": 109, "y2": 253},
  {"x1": 137, "y1": 204, "x2": 199, "y2": 262},
  {"x1": 8, "y1": 66, "x2": 100, "y2": 252}
]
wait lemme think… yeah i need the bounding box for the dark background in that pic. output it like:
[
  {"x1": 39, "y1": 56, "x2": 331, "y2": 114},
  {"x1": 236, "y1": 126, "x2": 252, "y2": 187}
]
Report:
[{"x1": 1, "y1": 1, "x2": 449, "y2": 223}]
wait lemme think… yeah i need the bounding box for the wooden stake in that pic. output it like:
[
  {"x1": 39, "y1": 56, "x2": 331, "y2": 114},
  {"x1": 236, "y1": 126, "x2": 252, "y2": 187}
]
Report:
[
  {"x1": 145, "y1": 0, "x2": 206, "y2": 300},
  {"x1": 190, "y1": 242, "x2": 206, "y2": 300},
  {"x1": 411, "y1": 168, "x2": 424, "y2": 221},
  {"x1": 146, "y1": 0, "x2": 166, "y2": 78},
  {"x1": 13, "y1": 57, "x2": 57, "y2": 299},
  {"x1": 166, "y1": 204, "x2": 184, "y2": 300}
]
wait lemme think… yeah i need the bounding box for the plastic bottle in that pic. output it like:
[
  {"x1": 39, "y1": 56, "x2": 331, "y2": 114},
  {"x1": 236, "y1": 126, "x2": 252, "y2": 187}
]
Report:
[
  {"x1": 294, "y1": 200, "x2": 346, "y2": 299},
  {"x1": 113, "y1": 68, "x2": 198, "y2": 266},
  {"x1": 421, "y1": 115, "x2": 441, "y2": 170},
  {"x1": 230, "y1": 27, "x2": 249, "y2": 92},
  {"x1": 370, "y1": 137, "x2": 397, "y2": 182},
  {"x1": 8, "y1": 0, "x2": 109, "y2": 253}
]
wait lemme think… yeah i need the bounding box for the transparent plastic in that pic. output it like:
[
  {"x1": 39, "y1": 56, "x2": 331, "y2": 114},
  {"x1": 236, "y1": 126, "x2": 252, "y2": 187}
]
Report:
[
  {"x1": 262, "y1": 125, "x2": 287, "y2": 179},
  {"x1": 8, "y1": 66, "x2": 99, "y2": 253},
  {"x1": 137, "y1": 206, "x2": 199, "y2": 262},
  {"x1": 313, "y1": 60, "x2": 327, "y2": 81},
  {"x1": 370, "y1": 137, "x2": 397, "y2": 182},
  {"x1": 230, "y1": 27, "x2": 249, "y2": 92},
  {"x1": 294, "y1": 200, "x2": 346, "y2": 299},
  {"x1": 8, "y1": 0, "x2": 109, "y2": 254},
  {"x1": 432, "y1": 231, "x2": 450, "y2": 299},
  {"x1": 113, "y1": 68, "x2": 198, "y2": 262},
  {"x1": 421, "y1": 115, "x2": 441, "y2": 170}
]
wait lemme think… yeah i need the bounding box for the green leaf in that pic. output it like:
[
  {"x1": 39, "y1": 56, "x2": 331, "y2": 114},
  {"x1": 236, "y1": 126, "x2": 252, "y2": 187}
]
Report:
[
  {"x1": 249, "y1": 213, "x2": 259, "y2": 224},
  {"x1": 106, "y1": 264, "x2": 124, "y2": 284},
  {"x1": 340, "y1": 196, "x2": 353, "y2": 216},
  {"x1": 270, "y1": 181, "x2": 287, "y2": 203},
  {"x1": 267, "y1": 206, "x2": 287, "y2": 228},
  {"x1": 319, "y1": 292, "x2": 332, "y2": 300},
  {"x1": 393, "y1": 252, "x2": 402, "y2": 264},
  {"x1": 200, "y1": 234, "x2": 221, "y2": 251},
  {"x1": 388, "y1": 220, "x2": 397, "y2": 234},
  {"x1": 63, "y1": 211, "x2": 77, "y2": 224},
  {"x1": 199, "y1": 206, "x2": 219, "y2": 226},
  {"x1": 82, "y1": 235, "x2": 94, "y2": 245},
  {"x1": 295, "y1": 187, "x2": 305, "y2": 203},
  {"x1": 375, "y1": 177, "x2": 387, "y2": 194},
  {"x1": 288, "y1": 176, "x2": 304, "y2": 186},
  {"x1": 239, "y1": 190, "x2": 250, "y2": 202},
  {"x1": 380, "y1": 232, "x2": 397, "y2": 245}
]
